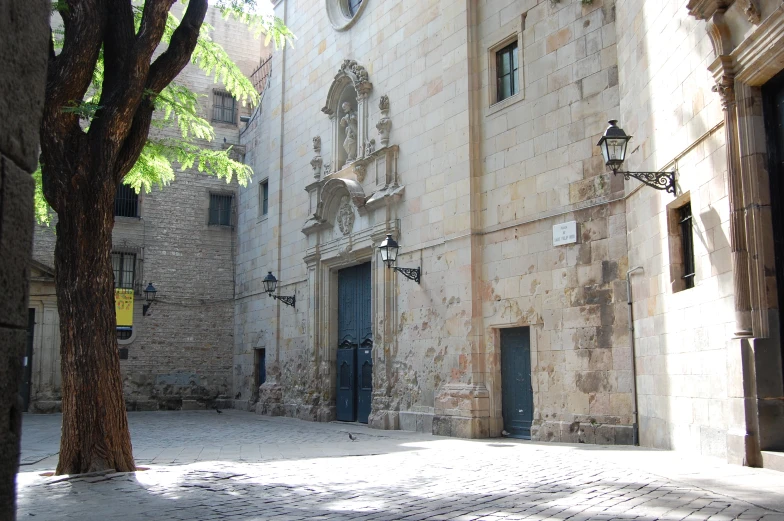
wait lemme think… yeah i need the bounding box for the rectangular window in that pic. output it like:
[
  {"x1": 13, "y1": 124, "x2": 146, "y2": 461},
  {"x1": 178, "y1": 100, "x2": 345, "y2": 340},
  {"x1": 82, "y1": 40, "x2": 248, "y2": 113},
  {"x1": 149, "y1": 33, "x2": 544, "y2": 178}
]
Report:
[
  {"x1": 209, "y1": 193, "x2": 233, "y2": 226},
  {"x1": 496, "y1": 41, "x2": 519, "y2": 102},
  {"x1": 679, "y1": 203, "x2": 695, "y2": 289},
  {"x1": 115, "y1": 183, "x2": 139, "y2": 217},
  {"x1": 212, "y1": 90, "x2": 236, "y2": 124},
  {"x1": 260, "y1": 180, "x2": 269, "y2": 217},
  {"x1": 111, "y1": 252, "x2": 136, "y2": 290}
]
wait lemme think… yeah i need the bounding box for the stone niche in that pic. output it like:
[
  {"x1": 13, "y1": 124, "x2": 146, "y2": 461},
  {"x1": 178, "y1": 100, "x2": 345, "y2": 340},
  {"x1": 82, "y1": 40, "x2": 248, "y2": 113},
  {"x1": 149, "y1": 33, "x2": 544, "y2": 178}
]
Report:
[{"x1": 293, "y1": 60, "x2": 406, "y2": 428}]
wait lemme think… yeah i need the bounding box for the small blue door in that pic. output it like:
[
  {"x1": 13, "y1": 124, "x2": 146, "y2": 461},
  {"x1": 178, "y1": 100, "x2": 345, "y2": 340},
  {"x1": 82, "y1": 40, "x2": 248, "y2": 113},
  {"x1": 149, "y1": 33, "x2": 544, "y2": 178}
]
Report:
[
  {"x1": 336, "y1": 347, "x2": 355, "y2": 422},
  {"x1": 336, "y1": 262, "x2": 372, "y2": 423},
  {"x1": 500, "y1": 327, "x2": 534, "y2": 438},
  {"x1": 356, "y1": 345, "x2": 372, "y2": 423}
]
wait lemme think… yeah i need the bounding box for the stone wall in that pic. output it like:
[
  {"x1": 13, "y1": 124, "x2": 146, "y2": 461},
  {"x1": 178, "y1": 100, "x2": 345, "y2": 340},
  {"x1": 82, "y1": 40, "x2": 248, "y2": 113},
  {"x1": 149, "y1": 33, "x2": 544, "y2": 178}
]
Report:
[
  {"x1": 29, "y1": 7, "x2": 266, "y2": 412},
  {"x1": 235, "y1": 0, "x2": 634, "y2": 443},
  {"x1": 0, "y1": 0, "x2": 49, "y2": 517}
]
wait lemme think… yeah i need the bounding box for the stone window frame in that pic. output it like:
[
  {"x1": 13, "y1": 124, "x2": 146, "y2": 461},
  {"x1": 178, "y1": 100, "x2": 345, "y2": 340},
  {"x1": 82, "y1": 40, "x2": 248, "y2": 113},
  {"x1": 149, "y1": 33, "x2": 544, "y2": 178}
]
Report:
[
  {"x1": 486, "y1": 17, "x2": 525, "y2": 115},
  {"x1": 258, "y1": 178, "x2": 269, "y2": 220},
  {"x1": 666, "y1": 192, "x2": 696, "y2": 293},
  {"x1": 326, "y1": 0, "x2": 369, "y2": 32}
]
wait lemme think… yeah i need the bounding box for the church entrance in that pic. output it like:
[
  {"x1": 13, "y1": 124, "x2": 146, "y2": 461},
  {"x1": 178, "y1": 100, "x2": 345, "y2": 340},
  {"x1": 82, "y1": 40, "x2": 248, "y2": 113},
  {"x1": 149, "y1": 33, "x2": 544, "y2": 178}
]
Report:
[
  {"x1": 763, "y1": 68, "x2": 784, "y2": 379},
  {"x1": 335, "y1": 262, "x2": 373, "y2": 423}
]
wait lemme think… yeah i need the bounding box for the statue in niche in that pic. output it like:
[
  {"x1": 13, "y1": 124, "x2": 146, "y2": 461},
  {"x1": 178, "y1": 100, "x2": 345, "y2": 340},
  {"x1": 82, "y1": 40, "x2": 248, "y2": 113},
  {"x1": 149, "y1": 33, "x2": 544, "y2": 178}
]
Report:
[{"x1": 340, "y1": 101, "x2": 358, "y2": 164}]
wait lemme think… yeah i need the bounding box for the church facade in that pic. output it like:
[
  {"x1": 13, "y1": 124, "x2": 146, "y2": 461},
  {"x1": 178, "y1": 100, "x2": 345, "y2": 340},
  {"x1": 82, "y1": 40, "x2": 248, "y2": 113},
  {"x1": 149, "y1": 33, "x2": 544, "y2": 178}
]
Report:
[{"x1": 233, "y1": 0, "x2": 784, "y2": 469}]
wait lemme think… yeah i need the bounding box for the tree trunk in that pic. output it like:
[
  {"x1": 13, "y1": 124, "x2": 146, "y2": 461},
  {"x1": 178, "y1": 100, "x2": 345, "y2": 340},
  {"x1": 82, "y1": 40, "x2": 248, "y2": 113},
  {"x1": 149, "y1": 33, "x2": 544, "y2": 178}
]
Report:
[{"x1": 54, "y1": 178, "x2": 134, "y2": 474}]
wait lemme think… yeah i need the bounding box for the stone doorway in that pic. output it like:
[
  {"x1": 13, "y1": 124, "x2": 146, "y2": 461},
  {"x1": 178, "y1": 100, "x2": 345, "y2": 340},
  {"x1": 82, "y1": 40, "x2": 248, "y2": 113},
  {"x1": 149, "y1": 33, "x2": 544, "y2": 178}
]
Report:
[{"x1": 335, "y1": 261, "x2": 373, "y2": 423}]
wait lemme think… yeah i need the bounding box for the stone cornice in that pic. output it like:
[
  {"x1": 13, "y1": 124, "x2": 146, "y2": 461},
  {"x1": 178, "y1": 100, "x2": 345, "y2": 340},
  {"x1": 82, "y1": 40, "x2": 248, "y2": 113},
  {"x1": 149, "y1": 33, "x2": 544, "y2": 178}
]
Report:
[
  {"x1": 686, "y1": 0, "x2": 734, "y2": 20},
  {"x1": 733, "y1": 4, "x2": 784, "y2": 85}
]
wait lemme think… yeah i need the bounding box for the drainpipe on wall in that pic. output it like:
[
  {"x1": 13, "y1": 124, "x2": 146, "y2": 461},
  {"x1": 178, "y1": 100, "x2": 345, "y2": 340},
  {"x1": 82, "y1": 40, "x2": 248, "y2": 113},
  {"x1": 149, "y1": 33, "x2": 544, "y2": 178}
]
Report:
[{"x1": 626, "y1": 266, "x2": 643, "y2": 446}]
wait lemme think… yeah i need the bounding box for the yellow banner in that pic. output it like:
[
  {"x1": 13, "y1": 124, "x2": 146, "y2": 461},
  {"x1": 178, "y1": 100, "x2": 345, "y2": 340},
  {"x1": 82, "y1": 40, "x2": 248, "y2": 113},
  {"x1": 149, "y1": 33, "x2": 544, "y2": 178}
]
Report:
[{"x1": 115, "y1": 288, "x2": 134, "y2": 327}]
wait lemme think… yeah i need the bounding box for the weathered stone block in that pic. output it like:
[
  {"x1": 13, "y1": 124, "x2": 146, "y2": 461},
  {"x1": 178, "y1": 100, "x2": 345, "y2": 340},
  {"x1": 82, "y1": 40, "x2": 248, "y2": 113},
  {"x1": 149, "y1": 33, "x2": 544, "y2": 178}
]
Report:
[
  {"x1": 0, "y1": 0, "x2": 49, "y2": 171},
  {"x1": 0, "y1": 156, "x2": 35, "y2": 329}
]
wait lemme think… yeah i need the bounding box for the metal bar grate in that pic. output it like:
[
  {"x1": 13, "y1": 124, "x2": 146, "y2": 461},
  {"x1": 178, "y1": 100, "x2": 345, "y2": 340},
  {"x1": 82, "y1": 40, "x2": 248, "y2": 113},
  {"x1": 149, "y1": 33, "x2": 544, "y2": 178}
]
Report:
[{"x1": 115, "y1": 184, "x2": 139, "y2": 217}]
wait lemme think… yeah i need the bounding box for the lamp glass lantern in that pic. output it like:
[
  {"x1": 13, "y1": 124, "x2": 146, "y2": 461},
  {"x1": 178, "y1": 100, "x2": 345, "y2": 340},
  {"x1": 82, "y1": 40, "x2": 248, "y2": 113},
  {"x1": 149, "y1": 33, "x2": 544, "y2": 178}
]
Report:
[
  {"x1": 597, "y1": 120, "x2": 631, "y2": 172},
  {"x1": 144, "y1": 282, "x2": 157, "y2": 303},
  {"x1": 378, "y1": 234, "x2": 399, "y2": 268},
  {"x1": 262, "y1": 271, "x2": 278, "y2": 295}
]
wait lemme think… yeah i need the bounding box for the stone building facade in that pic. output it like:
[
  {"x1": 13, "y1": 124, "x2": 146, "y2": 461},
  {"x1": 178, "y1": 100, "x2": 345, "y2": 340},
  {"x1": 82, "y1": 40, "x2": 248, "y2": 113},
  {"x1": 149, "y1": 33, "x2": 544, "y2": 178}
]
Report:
[
  {"x1": 234, "y1": 0, "x2": 784, "y2": 470},
  {"x1": 27, "y1": 7, "x2": 267, "y2": 412}
]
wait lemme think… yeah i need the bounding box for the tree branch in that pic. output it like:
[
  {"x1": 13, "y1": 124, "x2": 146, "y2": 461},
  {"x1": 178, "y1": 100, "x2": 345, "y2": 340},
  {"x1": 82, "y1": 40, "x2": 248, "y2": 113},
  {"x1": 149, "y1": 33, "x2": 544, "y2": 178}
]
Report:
[{"x1": 146, "y1": 0, "x2": 208, "y2": 94}]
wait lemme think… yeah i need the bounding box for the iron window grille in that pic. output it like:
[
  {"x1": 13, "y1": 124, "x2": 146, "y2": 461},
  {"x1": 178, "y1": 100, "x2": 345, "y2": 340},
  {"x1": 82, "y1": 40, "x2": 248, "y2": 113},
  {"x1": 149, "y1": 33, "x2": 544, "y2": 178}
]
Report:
[
  {"x1": 496, "y1": 41, "x2": 519, "y2": 102},
  {"x1": 209, "y1": 193, "x2": 233, "y2": 226},
  {"x1": 678, "y1": 203, "x2": 695, "y2": 289},
  {"x1": 112, "y1": 252, "x2": 136, "y2": 290},
  {"x1": 212, "y1": 90, "x2": 237, "y2": 124},
  {"x1": 115, "y1": 183, "x2": 139, "y2": 217},
  {"x1": 260, "y1": 180, "x2": 269, "y2": 216}
]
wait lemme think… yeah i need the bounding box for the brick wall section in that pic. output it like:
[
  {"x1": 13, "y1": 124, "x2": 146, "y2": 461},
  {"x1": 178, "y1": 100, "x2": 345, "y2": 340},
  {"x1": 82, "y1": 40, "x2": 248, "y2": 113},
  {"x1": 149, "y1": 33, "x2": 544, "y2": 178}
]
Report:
[{"x1": 30, "y1": 7, "x2": 265, "y2": 411}]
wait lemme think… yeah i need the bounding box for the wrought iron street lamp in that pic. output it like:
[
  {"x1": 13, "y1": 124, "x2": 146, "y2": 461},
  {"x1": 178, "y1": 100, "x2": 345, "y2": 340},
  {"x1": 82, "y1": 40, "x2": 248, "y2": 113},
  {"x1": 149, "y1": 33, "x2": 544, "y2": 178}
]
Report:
[
  {"x1": 143, "y1": 282, "x2": 157, "y2": 316},
  {"x1": 263, "y1": 271, "x2": 296, "y2": 308},
  {"x1": 597, "y1": 120, "x2": 676, "y2": 194},
  {"x1": 378, "y1": 234, "x2": 421, "y2": 284}
]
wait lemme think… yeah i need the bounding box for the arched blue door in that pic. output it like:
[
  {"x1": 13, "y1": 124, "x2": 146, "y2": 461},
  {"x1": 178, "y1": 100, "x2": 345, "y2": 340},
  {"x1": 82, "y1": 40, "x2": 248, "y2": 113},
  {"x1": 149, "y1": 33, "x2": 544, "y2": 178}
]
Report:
[{"x1": 336, "y1": 262, "x2": 372, "y2": 423}]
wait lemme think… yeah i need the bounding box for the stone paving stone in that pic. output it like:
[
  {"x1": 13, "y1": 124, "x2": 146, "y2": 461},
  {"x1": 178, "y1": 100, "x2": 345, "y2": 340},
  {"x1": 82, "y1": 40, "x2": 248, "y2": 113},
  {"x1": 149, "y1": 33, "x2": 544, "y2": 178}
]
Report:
[{"x1": 15, "y1": 411, "x2": 784, "y2": 520}]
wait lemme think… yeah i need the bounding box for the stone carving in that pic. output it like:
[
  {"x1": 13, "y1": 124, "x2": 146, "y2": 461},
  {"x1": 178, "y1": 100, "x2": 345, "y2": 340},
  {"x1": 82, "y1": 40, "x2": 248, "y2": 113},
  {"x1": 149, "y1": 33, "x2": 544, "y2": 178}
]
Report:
[
  {"x1": 337, "y1": 196, "x2": 355, "y2": 235},
  {"x1": 712, "y1": 74, "x2": 735, "y2": 109},
  {"x1": 340, "y1": 59, "x2": 372, "y2": 95},
  {"x1": 310, "y1": 136, "x2": 323, "y2": 179},
  {"x1": 323, "y1": 161, "x2": 331, "y2": 176},
  {"x1": 354, "y1": 163, "x2": 366, "y2": 183},
  {"x1": 376, "y1": 95, "x2": 391, "y2": 148},
  {"x1": 365, "y1": 139, "x2": 375, "y2": 156},
  {"x1": 744, "y1": 0, "x2": 760, "y2": 24},
  {"x1": 340, "y1": 101, "x2": 358, "y2": 163}
]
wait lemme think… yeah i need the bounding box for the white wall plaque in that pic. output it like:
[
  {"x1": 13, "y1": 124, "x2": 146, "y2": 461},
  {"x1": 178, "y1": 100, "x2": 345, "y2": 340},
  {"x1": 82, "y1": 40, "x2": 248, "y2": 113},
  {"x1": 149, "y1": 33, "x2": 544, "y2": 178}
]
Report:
[{"x1": 553, "y1": 221, "x2": 578, "y2": 246}]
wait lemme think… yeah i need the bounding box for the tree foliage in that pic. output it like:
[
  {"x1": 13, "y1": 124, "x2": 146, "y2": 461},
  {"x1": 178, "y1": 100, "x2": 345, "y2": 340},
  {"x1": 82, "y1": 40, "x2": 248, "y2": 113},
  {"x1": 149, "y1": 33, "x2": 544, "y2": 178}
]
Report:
[{"x1": 35, "y1": 0, "x2": 294, "y2": 224}]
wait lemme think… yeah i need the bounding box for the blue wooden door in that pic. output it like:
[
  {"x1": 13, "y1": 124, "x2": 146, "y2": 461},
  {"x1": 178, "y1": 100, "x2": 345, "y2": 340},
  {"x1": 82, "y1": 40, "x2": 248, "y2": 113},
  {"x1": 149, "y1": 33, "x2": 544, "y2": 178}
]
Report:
[
  {"x1": 500, "y1": 327, "x2": 533, "y2": 438},
  {"x1": 336, "y1": 262, "x2": 372, "y2": 423}
]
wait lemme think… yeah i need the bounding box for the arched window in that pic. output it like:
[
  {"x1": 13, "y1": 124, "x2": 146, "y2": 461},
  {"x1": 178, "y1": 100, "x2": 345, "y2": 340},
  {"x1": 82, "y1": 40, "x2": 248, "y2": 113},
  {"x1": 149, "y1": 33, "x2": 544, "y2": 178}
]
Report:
[{"x1": 348, "y1": 0, "x2": 362, "y2": 16}]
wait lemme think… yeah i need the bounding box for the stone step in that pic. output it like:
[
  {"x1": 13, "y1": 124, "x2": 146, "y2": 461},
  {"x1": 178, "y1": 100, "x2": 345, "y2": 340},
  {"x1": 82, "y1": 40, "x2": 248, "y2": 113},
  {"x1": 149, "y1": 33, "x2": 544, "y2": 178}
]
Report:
[{"x1": 761, "y1": 450, "x2": 784, "y2": 472}]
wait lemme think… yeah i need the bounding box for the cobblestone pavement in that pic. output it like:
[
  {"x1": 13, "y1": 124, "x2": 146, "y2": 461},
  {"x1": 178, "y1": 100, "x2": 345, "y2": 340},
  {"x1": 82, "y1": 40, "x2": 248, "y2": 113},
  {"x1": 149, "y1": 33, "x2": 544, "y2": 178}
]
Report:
[{"x1": 17, "y1": 411, "x2": 784, "y2": 520}]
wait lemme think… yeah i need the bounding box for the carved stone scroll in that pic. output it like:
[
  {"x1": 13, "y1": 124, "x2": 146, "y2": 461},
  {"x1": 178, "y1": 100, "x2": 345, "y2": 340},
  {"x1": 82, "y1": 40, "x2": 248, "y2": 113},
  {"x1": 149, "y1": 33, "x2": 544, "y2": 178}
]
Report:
[{"x1": 311, "y1": 136, "x2": 323, "y2": 180}]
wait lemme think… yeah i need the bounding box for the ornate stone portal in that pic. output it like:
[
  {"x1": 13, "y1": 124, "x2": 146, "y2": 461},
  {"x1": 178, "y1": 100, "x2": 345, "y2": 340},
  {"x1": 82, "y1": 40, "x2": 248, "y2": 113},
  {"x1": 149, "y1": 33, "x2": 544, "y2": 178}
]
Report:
[{"x1": 300, "y1": 59, "x2": 405, "y2": 428}]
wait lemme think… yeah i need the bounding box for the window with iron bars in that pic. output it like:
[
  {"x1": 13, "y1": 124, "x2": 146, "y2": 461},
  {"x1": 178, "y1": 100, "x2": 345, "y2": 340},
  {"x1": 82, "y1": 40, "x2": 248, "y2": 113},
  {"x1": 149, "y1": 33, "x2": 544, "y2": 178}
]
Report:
[
  {"x1": 112, "y1": 252, "x2": 136, "y2": 340},
  {"x1": 209, "y1": 193, "x2": 233, "y2": 226},
  {"x1": 679, "y1": 203, "x2": 695, "y2": 290},
  {"x1": 115, "y1": 183, "x2": 139, "y2": 217},
  {"x1": 212, "y1": 90, "x2": 237, "y2": 124},
  {"x1": 112, "y1": 252, "x2": 136, "y2": 290}
]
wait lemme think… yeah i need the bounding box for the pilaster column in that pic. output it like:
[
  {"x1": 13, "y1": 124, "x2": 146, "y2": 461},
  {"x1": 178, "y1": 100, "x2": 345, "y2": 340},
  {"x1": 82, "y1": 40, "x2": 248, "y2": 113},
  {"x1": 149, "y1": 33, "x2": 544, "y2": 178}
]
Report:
[{"x1": 714, "y1": 69, "x2": 753, "y2": 337}]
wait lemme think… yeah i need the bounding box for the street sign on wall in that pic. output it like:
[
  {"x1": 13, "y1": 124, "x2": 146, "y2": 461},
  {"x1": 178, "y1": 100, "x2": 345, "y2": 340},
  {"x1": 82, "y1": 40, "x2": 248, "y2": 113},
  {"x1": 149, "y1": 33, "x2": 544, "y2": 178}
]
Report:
[{"x1": 553, "y1": 221, "x2": 578, "y2": 246}]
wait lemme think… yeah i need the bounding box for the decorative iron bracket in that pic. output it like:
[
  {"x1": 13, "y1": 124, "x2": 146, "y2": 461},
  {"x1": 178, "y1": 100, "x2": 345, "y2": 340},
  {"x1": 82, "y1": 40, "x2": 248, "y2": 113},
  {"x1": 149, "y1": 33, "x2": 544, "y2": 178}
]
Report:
[
  {"x1": 270, "y1": 294, "x2": 296, "y2": 308},
  {"x1": 615, "y1": 170, "x2": 676, "y2": 194},
  {"x1": 143, "y1": 303, "x2": 153, "y2": 316},
  {"x1": 392, "y1": 266, "x2": 421, "y2": 284}
]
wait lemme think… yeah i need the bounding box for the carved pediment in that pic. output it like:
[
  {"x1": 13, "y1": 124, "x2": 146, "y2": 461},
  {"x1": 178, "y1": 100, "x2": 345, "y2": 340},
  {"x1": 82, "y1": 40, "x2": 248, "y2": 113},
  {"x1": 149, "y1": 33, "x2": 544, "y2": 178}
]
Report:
[
  {"x1": 322, "y1": 60, "x2": 373, "y2": 116},
  {"x1": 302, "y1": 177, "x2": 367, "y2": 236}
]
